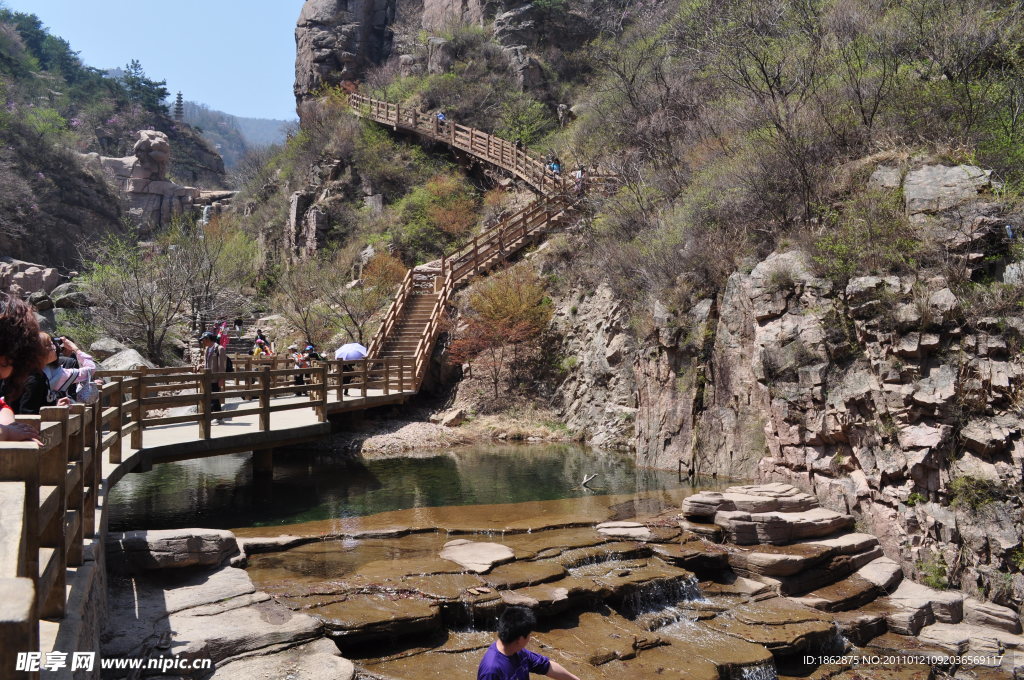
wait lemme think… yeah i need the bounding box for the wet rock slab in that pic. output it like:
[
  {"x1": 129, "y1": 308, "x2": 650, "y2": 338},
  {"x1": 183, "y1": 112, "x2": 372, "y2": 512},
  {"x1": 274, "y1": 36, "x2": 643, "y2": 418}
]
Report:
[
  {"x1": 700, "y1": 597, "x2": 836, "y2": 657},
  {"x1": 101, "y1": 565, "x2": 330, "y2": 677},
  {"x1": 439, "y1": 539, "x2": 515, "y2": 573},
  {"x1": 210, "y1": 638, "x2": 354, "y2": 679}
]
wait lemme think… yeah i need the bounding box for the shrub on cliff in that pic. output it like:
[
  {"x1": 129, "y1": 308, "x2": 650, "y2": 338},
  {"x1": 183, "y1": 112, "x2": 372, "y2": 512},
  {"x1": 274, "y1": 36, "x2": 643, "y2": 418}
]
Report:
[
  {"x1": 450, "y1": 266, "x2": 553, "y2": 402},
  {"x1": 393, "y1": 173, "x2": 479, "y2": 263},
  {"x1": 554, "y1": 0, "x2": 1024, "y2": 314},
  {"x1": 812, "y1": 189, "x2": 920, "y2": 284}
]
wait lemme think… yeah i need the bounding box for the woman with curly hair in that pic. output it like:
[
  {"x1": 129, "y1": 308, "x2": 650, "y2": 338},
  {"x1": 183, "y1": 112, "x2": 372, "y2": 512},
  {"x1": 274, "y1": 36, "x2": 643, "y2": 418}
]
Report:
[{"x1": 0, "y1": 294, "x2": 46, "y2": 441}]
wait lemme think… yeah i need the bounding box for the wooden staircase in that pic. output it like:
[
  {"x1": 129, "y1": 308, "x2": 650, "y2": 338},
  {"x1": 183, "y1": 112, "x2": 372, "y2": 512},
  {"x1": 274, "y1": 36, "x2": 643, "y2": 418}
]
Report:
[
  {"x1": 351, "y1": 93, "x2": 610, "y2": 393},
  {"x1": 376, "y1": 289, "x2": 439, "y2": 360}
]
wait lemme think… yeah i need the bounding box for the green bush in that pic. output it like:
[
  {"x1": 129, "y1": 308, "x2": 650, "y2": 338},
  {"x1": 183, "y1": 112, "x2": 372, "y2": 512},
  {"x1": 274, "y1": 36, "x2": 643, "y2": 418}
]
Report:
[
  {"x1": 393, "y1": 173, "x2": 478, "y2": 263},
  {"x1": 916, "y1": 556, "x2": 949, "y2": 590},
  {"x1": 496, "y1": 95, "x2": 556, "y2": 146},
  {"x1": 812, "y1": 189, "x2": 919, "y2": 285},
  {"x1": 948, "y1": 475, "x2": 998, "y2": 511},
  {"x1": 905, "y1": 492, "x2": 927, "y2": 507}
]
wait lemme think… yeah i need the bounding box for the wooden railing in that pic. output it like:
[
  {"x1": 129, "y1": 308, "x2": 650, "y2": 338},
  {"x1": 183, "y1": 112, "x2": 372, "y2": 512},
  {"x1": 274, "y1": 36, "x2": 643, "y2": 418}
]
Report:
[
  {"x1": 367, "y1": 268, "x2": 414, "y2": 358},
  {"x1": 353, "y1": 93, "x2": 596, "y2": 393},
  {"x1": 351, "y1": 94, "x2": 565, "y2": 196},
  {"x1": 0, "y1": 354, "x2": 414, "y2": 672}
]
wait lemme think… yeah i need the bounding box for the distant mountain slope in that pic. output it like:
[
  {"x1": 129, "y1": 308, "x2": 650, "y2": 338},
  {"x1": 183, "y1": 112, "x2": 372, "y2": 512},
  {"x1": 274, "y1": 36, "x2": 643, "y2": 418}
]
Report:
[
  {"x1": 183, "y1": 101, "x2": 293, "y2": 169},
  {"x1": 234, "y1": 115, "x2": 294, "y2": 148}
]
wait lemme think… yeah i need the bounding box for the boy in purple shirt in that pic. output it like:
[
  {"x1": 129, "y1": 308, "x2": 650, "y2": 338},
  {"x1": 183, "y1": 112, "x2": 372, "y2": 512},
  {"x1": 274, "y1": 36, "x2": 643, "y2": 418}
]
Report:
[{"x1": 478, "y1": 607, "x2": 581, "y2": 680}]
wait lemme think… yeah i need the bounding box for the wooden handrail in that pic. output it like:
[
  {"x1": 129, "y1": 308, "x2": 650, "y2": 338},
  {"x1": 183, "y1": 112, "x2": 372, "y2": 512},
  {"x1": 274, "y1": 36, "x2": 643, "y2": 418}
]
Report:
[
  {"x1": 352, "y1": 92, "x2": 615, "y2": 395},
  {"x1": 0, "y1": 353, "x2": 417, "y2": 661}
]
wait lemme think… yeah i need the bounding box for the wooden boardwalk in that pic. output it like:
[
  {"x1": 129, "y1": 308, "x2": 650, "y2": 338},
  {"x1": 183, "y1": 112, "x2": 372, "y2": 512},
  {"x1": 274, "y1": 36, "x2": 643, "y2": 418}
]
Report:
[{"x1": 0, "y1": 93, "x2": 612, "y2": 676}]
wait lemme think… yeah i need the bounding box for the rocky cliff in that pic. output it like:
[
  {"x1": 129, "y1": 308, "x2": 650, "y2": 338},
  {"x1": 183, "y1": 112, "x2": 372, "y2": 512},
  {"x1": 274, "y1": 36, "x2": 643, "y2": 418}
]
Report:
[
  {"x1": 293, "y1": 0, "x2": 630, "y2": 113},
  {"x1": 0, "y1": 148, "x2": 123, "y2": 270},
  {"x1": 294, "y1": 0, "x2": 398, "y2": 115},
  {"x1": 548, "y1": 161, "x2": 1024, "y2": 609}
]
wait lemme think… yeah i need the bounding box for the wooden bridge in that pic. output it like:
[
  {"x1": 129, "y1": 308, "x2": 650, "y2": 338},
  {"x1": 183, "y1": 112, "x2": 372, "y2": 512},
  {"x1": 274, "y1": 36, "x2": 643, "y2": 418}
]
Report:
[{"x1": 0, "y1": 93, "x2": 605, "y2": 677}]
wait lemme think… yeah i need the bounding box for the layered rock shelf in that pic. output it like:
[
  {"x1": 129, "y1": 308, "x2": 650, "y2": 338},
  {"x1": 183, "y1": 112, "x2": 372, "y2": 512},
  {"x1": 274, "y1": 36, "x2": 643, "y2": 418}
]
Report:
[
  {"x1": 104, "y1": 486, "x2": 1024, "y2": 678},
  {"x1": 679, "y1": 484, "x2": 1024, "y2": 675}
]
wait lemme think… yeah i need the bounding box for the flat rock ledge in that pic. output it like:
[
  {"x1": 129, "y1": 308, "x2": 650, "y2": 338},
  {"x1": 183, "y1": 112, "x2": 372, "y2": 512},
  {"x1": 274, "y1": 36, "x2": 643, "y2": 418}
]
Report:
[
  {"x1": 683, "y1": 484, "x2": 852, "y2": 545},
  {"x1": 101, "y1": 529, "x2": 351, "y2": 679},
  {"x1": 106, "y1": 528, "x2": 240, "y2": 574},
  {"x1": 439, "y1": 539, "x2": 515, "y2": 573}
]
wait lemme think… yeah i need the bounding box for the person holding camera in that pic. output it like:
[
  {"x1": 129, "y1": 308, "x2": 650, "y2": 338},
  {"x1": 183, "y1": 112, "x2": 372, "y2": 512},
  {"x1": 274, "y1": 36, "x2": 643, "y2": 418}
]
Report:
[{"x1": 41, "y1": 333, "x2": 98, "y2": 405}]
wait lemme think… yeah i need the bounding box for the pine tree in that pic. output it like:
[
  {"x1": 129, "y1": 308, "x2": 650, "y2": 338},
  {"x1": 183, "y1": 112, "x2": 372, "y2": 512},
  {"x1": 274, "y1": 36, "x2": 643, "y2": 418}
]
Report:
[{"x1": 174, "y1": 91, "x2": 184, "y2": 122}]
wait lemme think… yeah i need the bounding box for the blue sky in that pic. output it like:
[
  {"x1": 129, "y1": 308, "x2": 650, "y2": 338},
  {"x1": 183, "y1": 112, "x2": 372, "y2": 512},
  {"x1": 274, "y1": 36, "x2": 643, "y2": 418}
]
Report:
[{"x1": 7, "y1": 0, "x2": 302, "y2": 120}]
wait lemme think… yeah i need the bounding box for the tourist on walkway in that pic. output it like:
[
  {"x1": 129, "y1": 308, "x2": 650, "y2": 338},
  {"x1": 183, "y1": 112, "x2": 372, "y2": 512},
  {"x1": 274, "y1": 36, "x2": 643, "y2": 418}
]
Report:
[
  {"x1": 477, "y1": 607, "x2": 581, "y2": 680},
  {"x1": 200, "y1": 331, "x2": 227, "y2": 419},
  {"x1": 255, "y1": 328, "x2": 269, "y2": 346},
  {"x1": 289, "y1": 344, "x2": 307, "y2": 396},
  {"x1": 0, "y1": 294, "x2": 46, "y2": 441},
  {"x1": 251, "y1": 338, "x2": 272, "y2": 357},
  {"x1": 215, "y1": 320, "x2": 230, "y2": 348},
  {"x1": 335, "y1": 342, "x2": 367, "y2": 397}
]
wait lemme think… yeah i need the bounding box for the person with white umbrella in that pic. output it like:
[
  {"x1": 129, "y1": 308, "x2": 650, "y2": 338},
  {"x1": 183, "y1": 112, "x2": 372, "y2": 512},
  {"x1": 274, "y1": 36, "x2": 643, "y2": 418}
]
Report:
[{"x1": 335, "y1": 343, "x2": 367, "y2": 396}]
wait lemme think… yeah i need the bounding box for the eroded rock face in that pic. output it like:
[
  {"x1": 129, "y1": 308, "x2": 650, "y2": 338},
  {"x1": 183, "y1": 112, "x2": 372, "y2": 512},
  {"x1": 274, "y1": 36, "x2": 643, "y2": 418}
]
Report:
[
  {"x1": 421, "y1": 0, "x2": 493, "y2": 30},
  {"x1": 294, "y1": 0, "x2": 397, "y2": 114},
  {"x1": 902, "y1": 164, "x2": 992, "y2": 214},
  {"x1": 0, "y1": 258, "x2": 61, "y2": 299},
  {"x1": 83, "y1": 130, "x2": 200, "y2": 233},
  {"x1": 550, "y1": 284, "x2": 638, "y2": 450},
  {"x1": 622, "y1": 174, "x2": 1024, "y2": 610}
]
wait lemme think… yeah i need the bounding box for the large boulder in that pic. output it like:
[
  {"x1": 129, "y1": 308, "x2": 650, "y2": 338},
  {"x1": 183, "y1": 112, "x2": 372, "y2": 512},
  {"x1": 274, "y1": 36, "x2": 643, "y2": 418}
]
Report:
[
  {"x1": 902, "y1": 164, "x2": 992, "y2": 214},
  {"x1": 100, "y1": 349, "x2": 156, "y2": 371},
  {"x1": 53, "y1": 291, "x2": 91, "y2": 309},
  {"x1": 90, "y1": 337, "x2": 129, "y2": 361},
  {"x1": 28, "y1": 291, "x2": 53, "y2": 312},
  {"x1": 106, "y1": 529, "x2": 240, "y2": 574}
]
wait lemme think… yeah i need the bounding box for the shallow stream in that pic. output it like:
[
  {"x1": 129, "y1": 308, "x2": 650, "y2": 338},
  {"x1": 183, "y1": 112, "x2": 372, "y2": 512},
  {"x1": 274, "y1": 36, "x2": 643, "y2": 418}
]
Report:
[{"x1": 107, "y1": 443, "x2": 704, "y2": 532}]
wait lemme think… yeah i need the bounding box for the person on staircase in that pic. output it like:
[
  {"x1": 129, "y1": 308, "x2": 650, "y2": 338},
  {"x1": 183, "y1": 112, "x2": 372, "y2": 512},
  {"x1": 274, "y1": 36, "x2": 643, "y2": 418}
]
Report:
[
  {"x1": 572, "y1": 166, "x2": 586, "y2": 196},
  {"x1": 215, "y1": 320, "x2": 230, "y2": 349},
  {"x1": 200, "y1": 331, "x2": 228, "y2": 422}
]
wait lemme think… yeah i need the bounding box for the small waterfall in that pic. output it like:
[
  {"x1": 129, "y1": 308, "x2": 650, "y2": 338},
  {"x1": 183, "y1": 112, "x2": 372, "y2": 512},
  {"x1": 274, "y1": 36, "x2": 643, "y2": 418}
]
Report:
[
  {"x1": 440, "y1": 597, "x2": 483, "y2": 632},
  {"x1": 736, "y1": 662, "x2": 778, "y2": 680},
  {"x1": 618, "y1": 575, "x2": 702, "y2": 618}
]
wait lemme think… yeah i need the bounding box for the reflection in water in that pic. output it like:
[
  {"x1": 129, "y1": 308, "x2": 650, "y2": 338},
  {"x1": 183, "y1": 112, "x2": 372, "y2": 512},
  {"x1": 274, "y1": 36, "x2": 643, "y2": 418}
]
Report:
[{"x1": 108, "y1": 444, "x2": 704, "y2": 532}]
